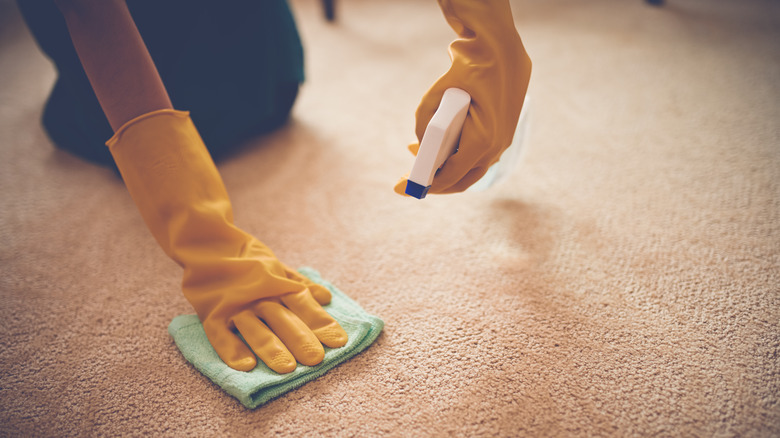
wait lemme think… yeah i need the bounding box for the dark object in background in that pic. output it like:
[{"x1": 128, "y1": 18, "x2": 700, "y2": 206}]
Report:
[{"x1": 322, "y1": 0, "x2": 336, "y2": 21}]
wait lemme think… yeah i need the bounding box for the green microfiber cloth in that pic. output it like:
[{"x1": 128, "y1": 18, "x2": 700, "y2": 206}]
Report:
[{"x1": 168, "y1": 267, "x2": 383, "y2": 409}]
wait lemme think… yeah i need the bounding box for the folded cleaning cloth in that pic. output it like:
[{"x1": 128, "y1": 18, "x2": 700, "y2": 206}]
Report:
[{"x1": 168, "y1": 267, "x2": 384, "y2": 409}]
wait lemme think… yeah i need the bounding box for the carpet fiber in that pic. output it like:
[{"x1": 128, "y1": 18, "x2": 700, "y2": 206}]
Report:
[{"x1": 1, "y1": 0, "x2": 778, "y2": 435}]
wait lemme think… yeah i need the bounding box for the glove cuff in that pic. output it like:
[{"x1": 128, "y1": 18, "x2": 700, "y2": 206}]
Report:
[{"x1": 106, "y1": 108, "x2": 190, "y2": 150}]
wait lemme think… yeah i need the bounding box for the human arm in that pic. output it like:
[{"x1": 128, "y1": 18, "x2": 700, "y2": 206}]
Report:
[
  {"x1": 56, "y1": 0, "x2": 347, "y2": 372},
  {"x1": 54, "y1": 0, "x2": 172, "y2": 131}
]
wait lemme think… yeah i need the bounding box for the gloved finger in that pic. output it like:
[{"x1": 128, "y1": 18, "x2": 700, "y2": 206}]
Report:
[
  {"x1": 233, "y1": 310, "x2": 297, "y2": 374},
  {"x1": 280, "y1": 290, "x2": 348, "y2": 349},
  {"x1": 427, "y1": 118, "x2": 492, "y2": 193},
  {"x1": 254, "y1": 300, "x2": 325, "y2": 367},
  {"x1": 202, "y1": 320, "x2": 257, "y2": 372},
  {"x1": 283, "y1": 268, "x2": 332, "y2": 305},
  {"x1": 306, "y1": 284, "x2": 332, "y2": 306},
  {"x1": 430, "y1": 157, "x2": 490, "y2": 194},
  {"x1": 394, "y1": 176, "x2": 412, "y2": 196},
  {"x1": 414, "y1": 86, "x2": 449, "y2": 140}
]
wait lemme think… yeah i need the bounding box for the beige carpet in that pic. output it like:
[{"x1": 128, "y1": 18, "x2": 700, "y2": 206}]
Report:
[{"x1": 1, "y1": 0, "x2": 778, "y2": 435}]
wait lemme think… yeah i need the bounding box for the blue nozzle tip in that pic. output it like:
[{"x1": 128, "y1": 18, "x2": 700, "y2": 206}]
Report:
[{"x1": 405, "y1": 180, "x2": 430, "y2": 199}]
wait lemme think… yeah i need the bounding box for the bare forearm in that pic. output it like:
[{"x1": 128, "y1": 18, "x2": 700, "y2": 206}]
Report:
[{"x1": 56, "y1": 0, "x2": 172, "y2": 131}]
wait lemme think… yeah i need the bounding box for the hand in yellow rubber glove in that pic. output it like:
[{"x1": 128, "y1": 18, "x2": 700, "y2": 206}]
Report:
[
  {"x1": 106, "y1": 109, "x2": 348, "y2": 373},
  {"x1": 395, "y1": 0, "x2": 532, "y2": 195}
]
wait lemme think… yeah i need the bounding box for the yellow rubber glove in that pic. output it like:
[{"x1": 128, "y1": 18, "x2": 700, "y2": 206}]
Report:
[
  {"x1": 395, "y1": 0, "x2": 532, "y2": 195},
  {"x1": 106, "y1": 109, "x2": 348, "y2": 373}
]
